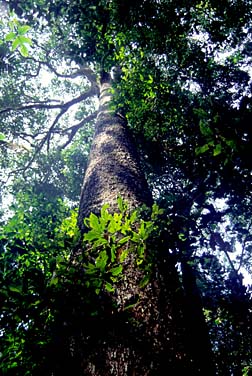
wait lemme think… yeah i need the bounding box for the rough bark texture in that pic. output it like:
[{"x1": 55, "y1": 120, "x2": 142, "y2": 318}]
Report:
[
  {"x1": 70, "y1": 253, "x2": 190, "y2": 376},
  {"x1": 70, "y1": 73, "x2": 203, "y2": 375},
  {"x1": 78, "y1": 74, "x2": 152, "y2": 231}
]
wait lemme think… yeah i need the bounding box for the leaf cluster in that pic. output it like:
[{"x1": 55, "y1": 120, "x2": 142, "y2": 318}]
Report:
[
  {"x1": 82, "y1": 198, "x2": 163, "y2": 295},
  {"x1": 0, "y1": 12, "x2": 32, "y2": 58},
  {"x1": 0, "y1": 195, "x2": 164, "y2": 374}
]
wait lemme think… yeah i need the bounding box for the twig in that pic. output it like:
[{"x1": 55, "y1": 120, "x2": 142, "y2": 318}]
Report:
[{"x1": 59, "y1": 111, "x2": 98, "y2": 149}]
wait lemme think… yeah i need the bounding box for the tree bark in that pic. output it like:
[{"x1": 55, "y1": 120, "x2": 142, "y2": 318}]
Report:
[
  {"x1": 78, "y1": 72, "x2": 152, "y2": 231},
  {"x1": 71, "y1": 72, "x2": 197, "y2": 375}
]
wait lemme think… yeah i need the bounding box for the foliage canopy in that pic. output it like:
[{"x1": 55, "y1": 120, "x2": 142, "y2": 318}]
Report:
[{"x1": 0, "y1": 0, "x2": 252, "y2": 374}]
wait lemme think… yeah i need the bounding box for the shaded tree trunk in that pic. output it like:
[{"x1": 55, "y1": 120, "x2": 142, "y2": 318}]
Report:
[{"x1": 181, "y1": 260, "x2": 215, "y2": 375}]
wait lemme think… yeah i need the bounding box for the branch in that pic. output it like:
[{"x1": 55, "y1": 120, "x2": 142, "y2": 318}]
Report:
[
  {"x1": 237, "y1": 219, "x2": 252, "y2": 272},
  {"x1": 22, "y1": 93, "x2": 61, "y2": 104},
  {"x1": 25, "y1": 51, "x2": 97, "y2": 83},
  {"x1": 46, "y1": 62, "x2": 97, "y2": 82},
  {"x1": 0, "y1": 85, "x2": 98, "y2": 116},
  {"x1": 0, "y1": 102, "x2": 64, "y2": 115},
  {"x1": 61, "y1": 85, "x2": 98, "y2": 108},
  {"x1": 45, "y1": 108, "x2": 68, "y2": 151},
  {"x1": 59, "y1": 111, "x2": 98, "y2": 149},
  {"x1": 25, "y1": 61, "x2": 42, "y2": 78},
  {"x1": 7, "y1": 108, "x2": 98, "y2": 178}
]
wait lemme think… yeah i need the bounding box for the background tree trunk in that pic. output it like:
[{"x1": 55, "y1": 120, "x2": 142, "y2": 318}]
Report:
[{"x1": 181, "y1": 260, "x2": 215, "y2": 375}]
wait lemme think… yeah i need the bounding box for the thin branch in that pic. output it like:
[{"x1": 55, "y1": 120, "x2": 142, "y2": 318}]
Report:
[
  {"x1": 22, "y1": 93, "x2": 62, "y2": 104},
  {"x1": 49, "y1": 109, "x2": 68, "y2": 151},
  {"x1": 237, "y1": 219, "x2": 252, "y2": 272},
  {"x1": 25, "y1": 52, "x2": 97, "y2": 83},
  {"x1": 62, "y1": 85, "x2": 98, "y2": 108},
  {"x1": 0, "y1": 86, "x2": 98, "y2": 116},
  {"x1": 46, "y1": 61, "x2": 97, "y2": 82},
  {"x1": 0, "y1": 102, "x2": 64, "y2": 115},
  {"x1": 6, "y1": 108, "x2": 97, "y2": 178},
  {"x1": 59, "y1": 111, "x2": 98, "y2": 149},
  {"x1": 25, "y1": 61, "x2": 42, "y2": 78},
  {"x1": 61, "y1": 111, "x2": 98, "y2": 134}
]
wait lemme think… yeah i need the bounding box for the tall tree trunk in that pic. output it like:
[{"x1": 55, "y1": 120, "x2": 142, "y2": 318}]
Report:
[
  {"x1": 78, "y1": 72, "x2": 152, "y2": 231},
  {"x1": 68, "y1": 72, "x2": 197, "y2": 375}
]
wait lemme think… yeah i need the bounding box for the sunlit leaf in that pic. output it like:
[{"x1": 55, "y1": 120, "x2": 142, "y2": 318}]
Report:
[
  {"x1": 5, "y1": 31, "x2": 16, "y2": 41},
  {"x1": 20, "y1": 44, "x2": 29, "y2": 57},
  {"x1": 17, "y1": 35, "x2": 32, "y2": 45},
  {"x1": 110, "y1": 265, "x2": 123, "y2": 276},
  {"x1": 17, "y1": 25, "x2": 31, "y2": 35},
  {"x1": 11, "y1": 37, "x2": 20, "y2": 51},
  {"x1": 95, "y1": 250, "x2": 108, "y2": 271}
]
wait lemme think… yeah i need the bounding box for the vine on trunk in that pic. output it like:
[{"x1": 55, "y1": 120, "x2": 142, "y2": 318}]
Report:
[{"x1": 79, "y1": 197, "x2": 163, "y2": 299}]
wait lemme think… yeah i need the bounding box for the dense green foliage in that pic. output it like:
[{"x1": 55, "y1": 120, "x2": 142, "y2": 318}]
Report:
[
  {"x1": 0, "y1": 0, "x2": 252, "y2": 374},
  {"x1": 0, "y1": 197, "x2": 164, "y2": 375}
]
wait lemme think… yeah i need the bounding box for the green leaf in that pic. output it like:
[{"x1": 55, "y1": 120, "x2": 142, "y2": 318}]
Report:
[
  {"x1": 118, "y1": 236, "x2": 130, "y2": 246},
  {"x1": 95, "y1": 250, "x2": 108, "y2": 271},
  {"x1": 195, "y1": 143, "x2": 209, "y2": 155},
  {"x1": 119, "y1": 249, "x2": 129, "y2": 262},
  {"x1": 225, "y1": 139, "x2": 236, "y2": 149},
  {"x1": 17, "y1": 25, "x2": 31, "y2": 35},
  {"x1": 50, "y1": 276, "x2": 59, "y2": 286},
  {"x1": 11, "y1": 38, "x2": 20, "y2": 51},
  {"x1": 178, "y1": 233, "x2": 187, "y2": 241},
  {"x1": 9, "y1": 285, "x2": 22, "y2": 293},
  {"x1": 213, "y1": 143, "x2": 222, "y2": 156},
  {"x1": 139, "y1": 274, "x2": 150, "y2": 288},
  {"x1": 131, "y1": 231, "x2": 140, "y2": 242},
  {"x1": 215, "y1": 317, "x2": 222, "y2": 325},
  {"x1": 137, "y1": 244, "x2": 145, "y2": 260},
  {"x1": 17, "y1": 35, "x2": 32, "y2": 45},
  {"x1": 5, "y1": 32, "x2": 16, "y2": 41},
  {"x1": 117, "y1": 196, "x2": 124, "y2": 211},
  {"x1": 108, "y1": 214, "x2": 122, "y2": 233},
  {"x1": 199, "y1": 121, "x2": 213, "y2": 137},
  {"x1": 84, "y1": 263, "x2": 97, "y2": 275},
  {"x1": 129, "y1": 210, "x2": 138, "y2": 224},
  {"x1": 110, "y1": 265, "x2": 123, "y2": 276},
  {"x1": 110, "y1": 243, "x2": 116, "y2": 263},
  {"x1": 84, "y1": 230, "x2": 100, "y2": 242},
  {"x1": 20, "y1": 44, "x2": 29, "y2": 57},
  {"x1": 89, "y1": 212, "x2": 101, "y2": 230},
  {"x1": 93, "y1": 237, "x2": 109, "y2": 248},
  {"x1": 100, "y1": 203, "x2": 110, "y2": 223},
  {"x1": 105, "y1": 281, "x2": 115, "y2": 292},
  {"x1": 117, "y1": 196, "x2": 127, "y2": 212},
  {"x1": 0, "y1": 132, "x2": 6, "y2": 141},
  {"x1": 147, "y1": 74, "x2": 153, "y2": 84}
]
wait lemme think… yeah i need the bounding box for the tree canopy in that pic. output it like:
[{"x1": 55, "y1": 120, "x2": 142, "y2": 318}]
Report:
[{"x1": 0, "y1": 1, "x2": 252, "y2": 374}]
